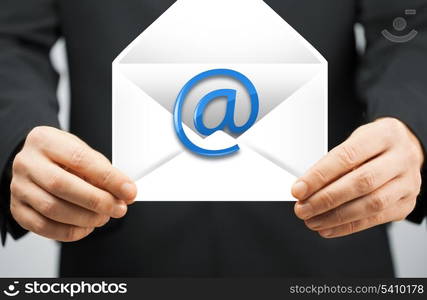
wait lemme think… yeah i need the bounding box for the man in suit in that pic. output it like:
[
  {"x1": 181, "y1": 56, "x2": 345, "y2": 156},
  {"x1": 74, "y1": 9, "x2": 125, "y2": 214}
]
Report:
[{"x1": 1, "y1": 0, "x2": 426, "y2": 277}]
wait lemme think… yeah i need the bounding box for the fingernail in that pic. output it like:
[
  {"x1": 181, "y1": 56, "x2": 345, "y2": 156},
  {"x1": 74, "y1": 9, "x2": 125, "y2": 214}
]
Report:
[
  {"x1": 113, "y1": 201, "x2": 128, "y2": 217},
  {"x1": 121, "y1": 182, "x2": 136, "y2": 200},
  {"x1": 306, "y1": 218, "x2": 322, "y2": 230},
  {"x1": 296, "y1": 202, "x2": 314, "y2": 219},
  {"x1": 292, "y1": 181, "x2": 308, "y2": 200},
  {"x1": 319, "y1": 228, "x2": 334, "y2": 238}
]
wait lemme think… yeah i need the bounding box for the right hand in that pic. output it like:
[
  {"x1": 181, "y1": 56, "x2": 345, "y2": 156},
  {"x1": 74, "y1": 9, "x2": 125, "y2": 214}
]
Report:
[{"x1": 10, "y1": 126, "x2": 137, "y2": 242}]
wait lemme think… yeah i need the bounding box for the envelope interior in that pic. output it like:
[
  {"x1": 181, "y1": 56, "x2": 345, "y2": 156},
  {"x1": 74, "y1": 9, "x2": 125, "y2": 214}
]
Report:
[{"x1": 119, "y1": 64, "x2": 323, "y2": 137}]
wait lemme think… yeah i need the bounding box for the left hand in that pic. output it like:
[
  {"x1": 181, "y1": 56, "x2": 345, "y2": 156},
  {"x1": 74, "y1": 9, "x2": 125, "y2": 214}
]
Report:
[{"x1": 292, "y1": 118, "x2": 424, "y2": 238}]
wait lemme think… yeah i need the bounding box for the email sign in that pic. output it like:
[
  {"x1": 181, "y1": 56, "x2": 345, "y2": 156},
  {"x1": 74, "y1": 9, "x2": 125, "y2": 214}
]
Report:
[
  {"x1": 112, "y1": 0, "x2": 328, "y2": 201},
  {"x1": 174, "y1": 69, "x2": 259, "y2": 157}
]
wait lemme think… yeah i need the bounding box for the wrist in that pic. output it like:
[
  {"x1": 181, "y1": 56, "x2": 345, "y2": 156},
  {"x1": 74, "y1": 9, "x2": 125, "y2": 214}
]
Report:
[{"x1": 376, "y1": 117, "x2": 425, "y2": 168}]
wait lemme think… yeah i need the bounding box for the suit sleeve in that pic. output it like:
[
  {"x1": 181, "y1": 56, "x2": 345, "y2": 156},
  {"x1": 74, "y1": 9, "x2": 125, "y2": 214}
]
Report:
[
  {"x1": 0, "y1": 0, "x2": 61, "y2": 245},
  {"x1": 357, "y1": 0, "x2": 427, "y2": 223}
]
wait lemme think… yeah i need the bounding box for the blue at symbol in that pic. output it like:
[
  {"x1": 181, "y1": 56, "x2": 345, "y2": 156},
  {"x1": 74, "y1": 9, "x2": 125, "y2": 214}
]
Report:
[{"x1": 173, "y1": 69, "x2": 259, "y2": 157}]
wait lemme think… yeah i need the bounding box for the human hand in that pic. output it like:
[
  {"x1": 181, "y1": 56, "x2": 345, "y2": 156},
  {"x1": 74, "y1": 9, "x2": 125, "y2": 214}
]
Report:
[
  {"x1": 10, "y1": 126, "x2": 137, "y2": 242},
  {"x1": 293, "y1": 118, "x2": 424, "y2": 238}
]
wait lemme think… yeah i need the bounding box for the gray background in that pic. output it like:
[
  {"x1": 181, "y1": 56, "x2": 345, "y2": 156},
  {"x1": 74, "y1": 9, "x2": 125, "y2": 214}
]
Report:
[{"x1": 1, "y1": 27, "x2": 426, "y2": 277}]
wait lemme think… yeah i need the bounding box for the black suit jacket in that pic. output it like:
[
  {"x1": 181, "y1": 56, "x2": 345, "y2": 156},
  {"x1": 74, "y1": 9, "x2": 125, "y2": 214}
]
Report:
[{"x1": 1, "y1": 0, "x2": 426, "y2": 277}]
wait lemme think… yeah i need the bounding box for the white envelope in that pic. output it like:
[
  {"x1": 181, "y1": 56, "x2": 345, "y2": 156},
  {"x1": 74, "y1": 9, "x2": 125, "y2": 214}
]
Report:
[{"x1": 112, "y1": 0, "x2": 328, "y2": 201}]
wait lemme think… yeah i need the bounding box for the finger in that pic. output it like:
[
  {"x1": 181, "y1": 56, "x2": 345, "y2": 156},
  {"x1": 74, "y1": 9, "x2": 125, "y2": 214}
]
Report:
[
  {"x1": 12, "y1": 177, "x2": 110, "y2": 228},
  {"x1": 316, "y1": 198, "x2": 415, "y2": 238},
  {"x1": 27, "y1": 155, "x2": 127, "y2": 218},
  {"x1": 292, "y1": 122, "x2": 391, "y2": 200},
  {"x1": 28, "y1": 127, "x2": 136, "y2": 202},
  {"x1": 295, "y1": 152, "x2": 401, "y2": 220},
  {"x1": 10, "y1": 199, "x2": 94, "y2": 242},
  {"x1": 304, "y1": 177, "x2": 411, "y2": 231}
]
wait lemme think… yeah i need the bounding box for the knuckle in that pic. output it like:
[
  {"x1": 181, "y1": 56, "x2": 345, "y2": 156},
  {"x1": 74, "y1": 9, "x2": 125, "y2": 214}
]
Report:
[
  {"x1": 69, "y1": 146, "x2": 87, "y2": 170},
  {"x1": 87, "y1": 193, "x2": 102, "y2": 212},
  {"x1": 64, "y1": 227, "x2": 80, "y2": 242},
  {"x1": 39, "y1": 199, "x2": 56, "y2": 217},
  {"x1": 383, "y1": 118, "x2": 405, "y2": 134},
  {"x1": 319, "y1": 190, "x2": 336, "y2": 210},
  {"x1": 369, "y1": 213, "x2": 383, "y2": 225},
  {"x1": 103, "y1": 200, "x2": 114, "y2": 216},
  {"x1": 380, "y1": 131, "x2": 393, "y2": 148},
  {"x1": 408, "y1": 144, "x2": 423, "y2": 166},
  {"x1": 332, "y1": 208, "x2": 345, "y2": 224},
  {"x1": 319, "y1": 230, "x2": 331, "y2": 238},
  {"x1": 368, "y1": 193, "x2": 387, "y2": 212},
  {"x1": 352, "y1": 124, "x2": 366, "y2": 136},
  {"x1": 10, "y1": 180, "x2": 29, "y2": 201},
  {"x1": 304, "y1": 219, "x2": 318, "y2": 230},
  {"x1": 85, "y1": 214, "x2": 104, "y2": 227},
  {"x1": 63, "y1": 227, "x2": 90, "y2": 242},
  {"x1": 336, "y1": 144, "x2": 359, "y2": 168},
  {"x1": 96, "y1": 152, "x2": 111, "y2": 164},
  {"x1": 311, "y1": 167, "x2": 328, "y2": 185},
  {"x1": 349, "y1": 219, "x2": 363, "y2": 234},
  {"x1": 402, "y1": 185, "x2": 414, "y2": 198},
  {"x1": 101, "y1": 168, "x2": 115, "y2": 187},
  {"x1": 377, "y1": 119, "x2": 402, "y2": 144},
  {"x1": 355, "y1": 171, "x2": 375, "y2": 194},
  {"x1": 9, "y1": 202, "x2": 36, "y2": 233},
  {"x1": 393, "y1": 119, "x2": 407, "y2": 134},
  {"x1": 12, "y1": 153, "x2": 27, "y2": 173},
  {"x1": 27, "y1": 126, "x2": 49, "y2": 146},
  {"x1": 87, "y1": 192, "x2": 110, "y2": 214},
  {"x1": 9, "y1": 199, "x2": 20, "y2": 220},
  {"x1": 9, "y1": 179, "x2": 20, "y2": 197},
  {"x1": 16, "y1": 217, "x2": 31, "y2": 232},
  {"x1": 403, "y1": 143, "x2": 419, "y2": 164},
  {"x1": 348, "y1": 221, "x2": 357, "y2": 234},
  {"x1": 32, "y1": 218, "x2": 48, "y2": 234},
  {"x1": 416, "y1": 171, "x2": 422, "y2": 185},
  {"x1": 46, "y1": 173, "x2": 63, "y2": 192}
]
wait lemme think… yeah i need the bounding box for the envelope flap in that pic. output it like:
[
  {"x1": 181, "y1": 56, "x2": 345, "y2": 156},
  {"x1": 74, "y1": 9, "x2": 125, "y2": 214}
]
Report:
[
  {"x1": 136, "y1": 137, "x2": 297, "y2": 201},
  {"x1": 115, "y1": 0, "x2": 325, "y2": 65},
  {"x1": 238, "y1": 71, "x2": 328, "y2": 176},
  {"x1": 113, "y1": 72, "x2": 183, "y2": 179},
  {"x1": 119, "y1": 63, "x2": 322, "y2": 136}
]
